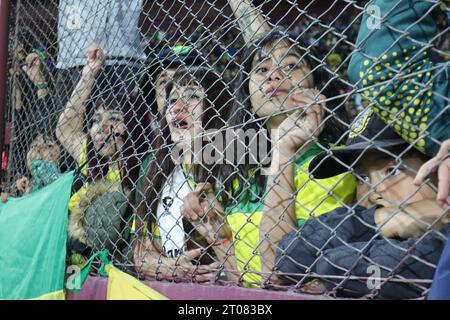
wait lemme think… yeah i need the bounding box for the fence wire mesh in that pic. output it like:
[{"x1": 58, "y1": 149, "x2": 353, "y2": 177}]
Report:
[{"x1": 3, "y1": 0, "x2": 450, "y2": 299}]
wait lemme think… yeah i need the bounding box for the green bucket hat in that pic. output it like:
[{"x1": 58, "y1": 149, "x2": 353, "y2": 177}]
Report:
[{"x1": 84, "y1": 191, "x2": 130, "y2": 252}]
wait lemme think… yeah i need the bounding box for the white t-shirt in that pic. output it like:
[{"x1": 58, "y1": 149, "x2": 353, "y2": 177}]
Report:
[
  {"x1": 57, "y1": 0, "x2": 146, "y2": 69},
  {"x1": 156, "y1": 166, "x2": 193, "y2": 259}
]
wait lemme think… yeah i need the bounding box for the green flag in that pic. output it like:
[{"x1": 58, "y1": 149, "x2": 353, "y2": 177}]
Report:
[{"x1": 0, "y1": 172, "x2": 74, "y2": 300}]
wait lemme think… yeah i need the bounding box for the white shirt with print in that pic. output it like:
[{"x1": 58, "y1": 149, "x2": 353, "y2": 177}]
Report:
[{"x1": 156, "y1": 165, "x2": 193, "y2": 259}]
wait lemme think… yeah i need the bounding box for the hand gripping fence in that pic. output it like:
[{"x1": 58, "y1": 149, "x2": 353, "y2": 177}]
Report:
[{"x1": 2, "y1": 0, "x2": 449, "y2": 299}]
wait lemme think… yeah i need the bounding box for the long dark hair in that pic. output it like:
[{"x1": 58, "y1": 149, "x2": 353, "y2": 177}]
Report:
[
  {"x1": 137, "y1": 66, "x2": 233, "y2": 230},
  {"x1": 85, "y1": 94, "x2": 152, "y2": 191},
  {"x1": 218, "y1": 29, "x2": 350, "y2": 207}
]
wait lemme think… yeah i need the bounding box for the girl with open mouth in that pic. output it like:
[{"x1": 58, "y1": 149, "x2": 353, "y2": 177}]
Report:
[{"x1": 134, "y1": 66, "x2": 233, "y2": 283}]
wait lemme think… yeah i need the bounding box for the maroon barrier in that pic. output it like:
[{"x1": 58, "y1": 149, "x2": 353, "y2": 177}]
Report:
[{"x1": 66, "y1": 276, "x2": 329, "y2": 300}]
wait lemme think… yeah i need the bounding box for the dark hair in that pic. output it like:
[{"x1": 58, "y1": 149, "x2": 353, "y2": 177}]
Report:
[
  {"x1": 85, "y1": 94, "x2": 152, "y2": 191},
  {"x1": 218, "y1": 29, "x2": 350, "y2": 207},
  {"x1": 137, "y1": 66, "x2": 233, "y2": 230},
  {"x1": 140, "y1": 45, "x2": 208, "y2": 115},
  {"x1": 17, "y1": 28, "x2": 43, "y2": 57},
  {"x1": 138, "y1": 48, "x2": 158, "y2": 118},
  {"x1": 30, "y1": 132, "x2": 58, "y2": 145}
]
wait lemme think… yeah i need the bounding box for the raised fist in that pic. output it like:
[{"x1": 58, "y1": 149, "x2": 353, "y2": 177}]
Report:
[
  {"x1": 82, "y1": 43, "x2": 106, "y2": 79},
  {"x1": 22, "y1": 53, "x2": 45, "y2": 84}
]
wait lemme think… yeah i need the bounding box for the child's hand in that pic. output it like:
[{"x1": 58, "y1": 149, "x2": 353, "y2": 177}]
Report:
[
  {"x1": 1, "y1": 193, "x2": 8, "y2": 204},
  {"x1": 135, "y1": 238, "x2": 221, "y2": 284},
  {"x1": 22, "y1": 53, "x2": 45, "y2": 84},
  {"x1": 15, "y1": 177, "x2": 31, "y2": 196},
  {"x1": 180, "y1": 183, "x2": 230, "y2": 245},
  {"x1": 172, "y1": 248, "x2": 221, "y2": 284},
  {"x1": 414, "y1": 140, "x2": 450, "y2": 207},
  {"x1": 81, "y1": 43, "x2": 106, "y2": 80},
  {"x1": 277, "y1": 89, "x2": 325, "y2": 152},
  {"x1": 181, "y1": 183, "x2": 224, "y2": 220}
]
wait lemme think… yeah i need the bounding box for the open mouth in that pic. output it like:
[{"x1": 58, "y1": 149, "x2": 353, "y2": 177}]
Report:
[{"x1": 172, "y1": 115, "x2": 189, "y2": 129}]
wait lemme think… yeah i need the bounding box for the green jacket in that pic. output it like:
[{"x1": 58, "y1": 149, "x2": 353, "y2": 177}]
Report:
[{"x1": 348, "y1": 0, "x2": 449, "y2": 157}]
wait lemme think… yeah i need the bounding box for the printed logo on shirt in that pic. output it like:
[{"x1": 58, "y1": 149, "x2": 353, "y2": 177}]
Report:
[
  {"x1": 162, "y1": 196, "x2": 174, "y2": 211},
  {"x1": 349, "y1": 108, "x2": 374, "y2": 139},
  {"x1": 157, "y1": 167, "x2": 189, "y2": 259},
  {"x1": 164, "y1": 247, "x2": 185, "y2": 259}
]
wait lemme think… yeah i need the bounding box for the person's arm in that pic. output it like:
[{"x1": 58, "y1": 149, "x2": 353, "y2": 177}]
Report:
[
  {"x1": 227, "y1": 0, "x2": 271, "y2": 43},
  {"x1": 15, "y1": 62, "x2": 44, "y2": 111},
  {"x1": 22, "y1": 53, "x2": 49, "y2": 100},
  {"x1": 133, "y1": 235, "x2": 182, "y2": 280},
  {"x1": 259, "y1": 90, "x2": 325, "y2": 284},
  {"x1": 348, "y1": 0, "x2": 449, "y2": 157},
  {"x1": 259, "y1": 146, "x2": 300, "y2": 285},
  {"x1": 181, "y1": 184, "x2": 240, "y2": 283},
  {"x1": 133, "y1": 235, "x2": 221, "y2": 283},
  {"x1": 206, "y1": 237, "x2": 240, "y2": 283},
  {"x1": 13, "y1": 80, "x2": 23, "y2": 111},
  {"x1": 55, "y1": 43, "x2": 105, "y2": 162},
  {"x1": 375, "y1": 199, "x2": 450, "y2": 239}
]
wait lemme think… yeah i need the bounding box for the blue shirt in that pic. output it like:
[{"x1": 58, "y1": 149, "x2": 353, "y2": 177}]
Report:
[{"x1": 428, "y1": 237, "x2": 450, "y2": 300}]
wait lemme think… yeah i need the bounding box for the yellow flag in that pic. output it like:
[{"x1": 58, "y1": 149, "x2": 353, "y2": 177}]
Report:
[{"x1": 105, "y1": 265, "x2": 168, "y2": 300}]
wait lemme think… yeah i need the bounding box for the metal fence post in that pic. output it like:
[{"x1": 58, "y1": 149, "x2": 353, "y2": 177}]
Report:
[{"x1": 0, "y1": 0, "x2": 10, "y2": 181}]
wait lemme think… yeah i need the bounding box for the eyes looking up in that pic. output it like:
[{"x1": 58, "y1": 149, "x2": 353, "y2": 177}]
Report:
[
  {"x1": 250, "y1": 43, "x2": 310, "y2": 86},
  {"x1": 252, "y1": 58, "x2": 302, "y2": 78},
  {"x1": 168, "y1": 90, "x2": 203, "y2": 106},
  {"x1": 166, "y1": 85, "x2": 205, "y2": 116},
  {"x1": 91, "y1": 110, "x2": 124, "y2": 127}
]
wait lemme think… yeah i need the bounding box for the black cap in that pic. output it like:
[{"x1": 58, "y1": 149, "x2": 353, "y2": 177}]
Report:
[
  {"x1": 308, "y1": 109, "x2": 409, "y2": 179},
  {"x1": 150, "y1": 45, "x2": 207, "y2": 75}
]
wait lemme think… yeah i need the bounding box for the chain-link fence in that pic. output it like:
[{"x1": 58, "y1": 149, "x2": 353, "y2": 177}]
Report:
[{"x1": 2, "y1": 0, "x2": 449, "y2": 299}]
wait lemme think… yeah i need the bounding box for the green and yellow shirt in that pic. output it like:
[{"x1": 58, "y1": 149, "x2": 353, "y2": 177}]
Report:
[
  {"x1": 222, "y1": 142, "x2": 357, "y2": 286},
  {"x1": 69, "y1": 138, "x2": 121, "y2": 213}
]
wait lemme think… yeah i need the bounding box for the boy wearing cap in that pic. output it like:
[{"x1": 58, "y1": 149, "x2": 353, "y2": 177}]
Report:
[{"x1": 275, "y1": 111, "x2": 450, "y2": 299}]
